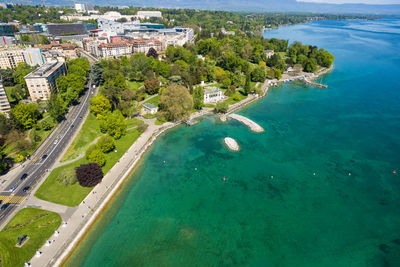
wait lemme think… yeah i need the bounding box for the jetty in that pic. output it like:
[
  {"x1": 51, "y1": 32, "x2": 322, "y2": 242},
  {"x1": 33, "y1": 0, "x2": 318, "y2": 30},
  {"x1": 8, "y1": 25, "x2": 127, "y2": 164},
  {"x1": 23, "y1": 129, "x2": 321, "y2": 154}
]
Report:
[
  {"x1": 303, "y1": 77, "x2": 328, "y2": 88},
  {"x1": 228, "y1": 114, "x2": 264, "y2": 133},
  {"x1": 185, "y1": 119, "x2": 198, "y2": 126},
  {"x1": 224, "y1": 137, "x2": 239, "y2": 151}
]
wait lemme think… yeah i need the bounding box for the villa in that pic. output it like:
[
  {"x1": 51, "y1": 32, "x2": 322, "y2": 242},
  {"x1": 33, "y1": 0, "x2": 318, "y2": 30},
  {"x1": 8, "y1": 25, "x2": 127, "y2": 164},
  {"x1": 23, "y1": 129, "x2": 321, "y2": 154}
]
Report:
[
  {"x1": 142, "y1": 103, "x2": 158, "y2": 114},
  {"x1": 203, "y1": 86, "x2": 224, "y2": 104}
]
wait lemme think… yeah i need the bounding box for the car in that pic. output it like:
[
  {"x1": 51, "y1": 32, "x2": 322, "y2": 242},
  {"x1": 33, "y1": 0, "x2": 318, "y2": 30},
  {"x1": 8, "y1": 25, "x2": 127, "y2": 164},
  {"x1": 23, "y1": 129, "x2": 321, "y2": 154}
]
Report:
[
  {"x1": 8, "y1": 184, "x2": 17, "y2": 192},
  {"x1": 42, "y1": 154, "x2": 47, "y2": 159},
  {"x1": 71, "y1": 124, "x2": 75, "y2": 128},
  {"x1": 0, "y1": 200, "x2": 2, "y2": 205},
  {"x1": 53, "y1": 140, "x2": 58, "y2": 145},
  {"x1": 20, "y1": 173, "x2": 28, "y2": 180},
  {"x1": 79, "y1": 116, "x2": 82, "y2": 119},
  {"x1": 23, "y1": 186, "x2": 30, "y2": 192},
  {"x1": 1, "y1": 203, "x2": 10, "y2": 210}
]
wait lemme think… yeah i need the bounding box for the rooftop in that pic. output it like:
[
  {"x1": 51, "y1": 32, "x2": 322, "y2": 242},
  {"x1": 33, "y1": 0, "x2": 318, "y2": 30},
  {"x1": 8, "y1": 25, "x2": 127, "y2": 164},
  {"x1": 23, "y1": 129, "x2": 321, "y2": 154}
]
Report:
[
  {"x1": 24, "y1": 61, "x2": 64, "y2": 79},
  {"x1": 204, "y1": 86, "x2": 221, "y2": 94},
  {"x1": 143, "y1": 103, "x2": 157, "y2": 109}
]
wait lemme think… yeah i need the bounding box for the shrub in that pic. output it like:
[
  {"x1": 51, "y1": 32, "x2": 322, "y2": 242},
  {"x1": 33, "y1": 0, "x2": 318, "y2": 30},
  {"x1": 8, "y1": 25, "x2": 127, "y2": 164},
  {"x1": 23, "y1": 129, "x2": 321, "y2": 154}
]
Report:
[
  {"x1": 137, "y1": 123, "x2": 148, "y2": 133},
  {"x1": 215, "y1": 101, "x2": 229, "y2": 113},
  {"x1": 56, "y1": 167, "x2": 77, "y2": 186},
  {"x1": 97, "y1": 135, "x2": 115, "y2": 153},
  {"x1": 86, "y1": 148, "x2": 106, "y2": 166},
  {"x1": 76, "y1": 163, "x2": 103, "y2": 187}
]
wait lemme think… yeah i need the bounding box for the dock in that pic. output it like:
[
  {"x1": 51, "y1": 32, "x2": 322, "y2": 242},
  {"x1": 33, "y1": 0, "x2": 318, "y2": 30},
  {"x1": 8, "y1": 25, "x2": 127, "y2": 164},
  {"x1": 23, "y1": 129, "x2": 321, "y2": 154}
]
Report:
[
  {"x1": 303, "y1": 77, "x2": 328, "y2": 88},
  {"x1": 228, "y1": 114, "x2": 264, "y2": 133},
  {"x1": 185, "y1": 119, "x2": 198, "y2": 126}
]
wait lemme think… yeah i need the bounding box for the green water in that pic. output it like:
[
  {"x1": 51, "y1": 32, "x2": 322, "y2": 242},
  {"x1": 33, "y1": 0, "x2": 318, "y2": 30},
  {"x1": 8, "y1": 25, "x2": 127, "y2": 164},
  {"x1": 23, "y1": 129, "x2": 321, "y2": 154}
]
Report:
[{"x1": 67, "y1": 19, "x2": 400, "y2": 266}]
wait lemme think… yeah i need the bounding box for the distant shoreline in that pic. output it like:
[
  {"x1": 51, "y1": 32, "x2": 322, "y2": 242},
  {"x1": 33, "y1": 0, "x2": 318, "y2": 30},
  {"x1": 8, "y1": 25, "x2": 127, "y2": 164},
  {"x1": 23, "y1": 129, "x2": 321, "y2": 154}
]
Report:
[{"x1": 51, "y1": 66, "x2": 333, "y2": 267}]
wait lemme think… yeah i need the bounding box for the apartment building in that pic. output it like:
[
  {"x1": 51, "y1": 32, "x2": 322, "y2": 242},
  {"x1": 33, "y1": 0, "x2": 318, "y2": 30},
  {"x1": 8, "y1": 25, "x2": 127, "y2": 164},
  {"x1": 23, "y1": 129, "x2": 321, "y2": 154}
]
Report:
[
  {"x1": 24, "y1": 61, "x2": 66, "y2": 102},
  {"x1": 131, "y1": 38, "x2": 162, "y2": 54},
  {"x1": 0, "y1": 80, "x2": 11, "y2": 113},
  {"x1": 98, "y1": 43, "x2": 132, "y2": 58},
  {"x1": 0, "y1": 48, "x2": 44, "y2": 69}
]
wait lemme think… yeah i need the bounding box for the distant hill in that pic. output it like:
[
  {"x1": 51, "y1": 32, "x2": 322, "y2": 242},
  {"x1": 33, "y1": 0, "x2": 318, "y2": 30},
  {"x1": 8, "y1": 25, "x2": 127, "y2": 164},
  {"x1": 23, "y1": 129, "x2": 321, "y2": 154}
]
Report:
[{"x1": 40, "y1": 0, "x2": 400, "y2": 15}]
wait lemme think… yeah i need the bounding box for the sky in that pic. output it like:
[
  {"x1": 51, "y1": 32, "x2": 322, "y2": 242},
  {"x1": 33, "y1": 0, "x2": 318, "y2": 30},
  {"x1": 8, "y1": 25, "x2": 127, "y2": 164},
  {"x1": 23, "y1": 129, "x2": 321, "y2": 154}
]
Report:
[{"x1": 297, "y1": 0, "x2": 400, "y2": 4}]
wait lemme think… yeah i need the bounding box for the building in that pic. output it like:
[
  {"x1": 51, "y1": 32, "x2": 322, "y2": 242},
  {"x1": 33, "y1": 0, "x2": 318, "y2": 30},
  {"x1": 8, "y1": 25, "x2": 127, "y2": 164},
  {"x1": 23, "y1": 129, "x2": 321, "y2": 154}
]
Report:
[
  {"x1": 23, "y1": 48, "x2": 45, "y2": 66},
  {"x1": 0, "y1": 80, "x2": 11, "y2": 114},
  {"x1": 131, "y1": 38, "x2": 162, "y2": 54},
  {"x1": 264, "y1": 50, "x2": 274, "y2": 59},
  {"x1": 142, "y1": 103, "x2": 158, "y2": 114},
  {"x1": 61, "y1": 11, "x2": 134, "y2": 22},
  {"x1": 47, "y1": 23, "x2": 86, "y2": 36},
  {"x1": 221, "y1": 27, "x2": 235, "y2": 36},
  {"x1": 0, "y1": 23, "x2": 16, "y2": 37},
  {"x1": 83, "y1": 37, "x2": 108, "y2": 57},
  {"x1": 40, "y1": 42, "x2": 78, "y2": 59},
  {"x1": 74, "y1": 3, "x2": 87, "y2": 13},
  {"x1": 98, "y1": 43, "x2": 132, "y2": 58},
  {"x1": 136, "y1": 11, "x2": 162, "y2": 20},
  {"x1": 0, "y1": 49, "x2": 26, "y2": 69},
  {"x1": 32, "y1": 23, "x2": 48, "y2": 33},
  {"x1": 203, "y1": 86, "x2": 224, "y2": 104},
  {"x1": 24, "y1": 61, "x2": 66, "y2": 102}
]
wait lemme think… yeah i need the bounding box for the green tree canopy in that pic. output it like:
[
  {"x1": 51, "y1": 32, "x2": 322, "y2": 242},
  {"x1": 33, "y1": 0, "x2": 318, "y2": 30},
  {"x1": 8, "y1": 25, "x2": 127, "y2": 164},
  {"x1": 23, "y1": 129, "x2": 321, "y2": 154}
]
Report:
[
  {"x1": 90, "y1": 95, "x2": 112, "y2": 119},
  {"x1": 10, "y1": 103, "x2": 41, "y2": 130},
  {"x1": 160, "y1": 83, "x2": 193, "y2": 121}
]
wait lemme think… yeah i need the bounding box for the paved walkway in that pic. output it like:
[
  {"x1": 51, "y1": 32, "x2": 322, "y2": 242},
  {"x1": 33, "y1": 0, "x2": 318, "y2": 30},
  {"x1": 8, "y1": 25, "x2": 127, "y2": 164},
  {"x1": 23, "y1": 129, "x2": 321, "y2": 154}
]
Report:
[{"x1": 29, "y1": 120, "x2": 176, "y2": 267}]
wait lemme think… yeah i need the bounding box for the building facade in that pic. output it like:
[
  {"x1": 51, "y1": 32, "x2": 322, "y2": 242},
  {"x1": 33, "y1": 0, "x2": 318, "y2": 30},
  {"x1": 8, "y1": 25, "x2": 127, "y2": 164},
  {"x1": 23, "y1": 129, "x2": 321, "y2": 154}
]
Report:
[
  {"x1": 136, "y1": 11, "x2": 162, "y2": 19},
  {"x1": 98, "y1": 43, "x2": 132, "y2": 58},
  {"x1": 24, "y1": 61, "x2": 66, "y2": 102},
  {"x1": 47, "y1": 23, "x2": 86, "y2": 36},
  {"x1": 0, "y1": 80, "x2": 11, "y2": 114},
  {"x1": 203, "y1": 86, "x2": 224, "y2": 104}
]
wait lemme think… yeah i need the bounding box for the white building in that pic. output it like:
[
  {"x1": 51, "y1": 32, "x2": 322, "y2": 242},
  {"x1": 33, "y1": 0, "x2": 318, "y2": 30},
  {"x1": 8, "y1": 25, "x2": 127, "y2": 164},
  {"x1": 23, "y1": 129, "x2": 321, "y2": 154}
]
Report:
[
  {"x1": 98, "y1": 43, "x2": 132, "y2": 58},
  {"x1": 203, "y1": 86, "x2": 224, "y2": 104},
  {"x1": 136, "y1": 11, "x2": 162, "y2": 20},
  {"x1": 265, "y1": 50, "x2": 274, "y2": 59},
  {"x1": 25, "y1": 61, "x2": 66, "y2": 102},
  {"x1": 23, "y1": 48, "x2": 45, "y2": 66},
  {"x1": 142, "y1": 103, "x2": 158, "y2": 114},
  {"x1": 0, "y1": 80, "x2": 11, "y2": 114},
  {"x1": 74, "y1": 3, "x2": 87, "y2": 13},
  {"x1": 61, "y1": 11, "x2": 134, "y2": 22}
]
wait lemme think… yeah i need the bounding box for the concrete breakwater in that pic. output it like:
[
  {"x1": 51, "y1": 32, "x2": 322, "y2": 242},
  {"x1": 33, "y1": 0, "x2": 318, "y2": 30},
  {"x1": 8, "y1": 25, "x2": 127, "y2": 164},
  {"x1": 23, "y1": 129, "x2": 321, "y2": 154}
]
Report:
[
  {"x1": 228, "y1": 114, "x2": 264, "y2": 133},
  {"x1": 224, "y1": 137, "x2": 239, "y2": 151}
]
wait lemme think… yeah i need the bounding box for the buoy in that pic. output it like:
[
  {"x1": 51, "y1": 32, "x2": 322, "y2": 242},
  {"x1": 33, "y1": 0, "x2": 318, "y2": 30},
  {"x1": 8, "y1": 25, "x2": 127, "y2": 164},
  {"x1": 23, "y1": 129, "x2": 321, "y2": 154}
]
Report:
[
  {"x1": 313, "y1": 173, "x2": 316, "y2": 176},
  {"x1": 271, "y1": 176, "x2": 274, "y2": 179},
  {"x1": 348, "y1": 173, "x2": 351, "y2": 176},
  {"x1": 393, "y1": 170, "x2": 397, "y2": 174},
  {"x1": 195, "y1": 168, "x2": 197, "y2": 170},
  {"x1": 223, "y1": 177, "x2": 226, "y2": 181}
]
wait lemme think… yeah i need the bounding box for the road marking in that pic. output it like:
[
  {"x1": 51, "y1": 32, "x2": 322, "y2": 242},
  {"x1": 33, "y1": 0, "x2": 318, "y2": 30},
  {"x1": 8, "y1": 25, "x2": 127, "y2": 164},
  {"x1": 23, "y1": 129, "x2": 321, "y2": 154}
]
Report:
[{"x1": 0, "y1": 195, "x2": 26, "y2": 204}]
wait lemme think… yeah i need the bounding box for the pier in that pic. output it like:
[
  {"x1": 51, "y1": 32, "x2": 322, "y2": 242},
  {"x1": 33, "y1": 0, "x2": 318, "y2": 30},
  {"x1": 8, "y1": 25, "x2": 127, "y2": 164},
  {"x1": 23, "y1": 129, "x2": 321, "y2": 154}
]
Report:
[
  {"x1": 185, "y1": 119, "x2": 198, "y2": 126},
  {"x1": 303, "y1": 77, "x2": 328, "y2": 88},
  {"x1": 228, "y1": 114, "x2": 264, "y2": 133}
]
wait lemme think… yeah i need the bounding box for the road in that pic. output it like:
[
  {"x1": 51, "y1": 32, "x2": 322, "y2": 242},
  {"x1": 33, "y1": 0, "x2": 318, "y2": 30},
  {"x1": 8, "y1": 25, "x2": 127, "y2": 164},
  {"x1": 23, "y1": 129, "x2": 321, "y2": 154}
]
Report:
[{"x1": 0, "y1": 80, "x2": 95, "y2": 224}]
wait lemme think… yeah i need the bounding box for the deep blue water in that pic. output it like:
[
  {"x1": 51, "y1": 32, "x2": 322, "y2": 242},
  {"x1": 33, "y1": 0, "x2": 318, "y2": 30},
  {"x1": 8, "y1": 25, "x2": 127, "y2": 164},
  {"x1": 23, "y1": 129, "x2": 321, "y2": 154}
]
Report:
[{"x1": 67, "y1": 19, "x2": 400, "y2": 267}]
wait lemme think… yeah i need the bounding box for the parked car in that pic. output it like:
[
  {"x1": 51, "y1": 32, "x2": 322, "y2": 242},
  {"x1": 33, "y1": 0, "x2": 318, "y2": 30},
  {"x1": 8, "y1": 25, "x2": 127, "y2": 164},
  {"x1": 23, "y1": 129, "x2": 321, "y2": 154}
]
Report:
[
  {"x1": 23, "y1": 186, "x2": 30, "y2": 192},
  {"x1": 42, "y1": 154, "x2": 47, "y2": 159},
  {"x1": 1, "y1": 203, "x2": 10, "y2": 210},
  {"x1": 20, "y1": 173, "x2": 28, "y2": 180},
  {"x1": 0, "y1": 200, "x2": 2, "y2": 205}
]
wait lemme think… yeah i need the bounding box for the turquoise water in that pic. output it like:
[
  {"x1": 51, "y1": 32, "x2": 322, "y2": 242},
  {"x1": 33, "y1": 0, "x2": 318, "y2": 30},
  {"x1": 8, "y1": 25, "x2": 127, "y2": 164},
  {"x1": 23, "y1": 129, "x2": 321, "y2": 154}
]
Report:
[{"x1": 67, "y1": 19, "x2": 400, "y2": 266}]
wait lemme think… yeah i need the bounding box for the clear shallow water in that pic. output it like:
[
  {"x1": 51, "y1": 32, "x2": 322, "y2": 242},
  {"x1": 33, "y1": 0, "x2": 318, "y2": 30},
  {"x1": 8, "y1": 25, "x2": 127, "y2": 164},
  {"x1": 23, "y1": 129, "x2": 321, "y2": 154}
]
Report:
[{"x1": 67, "y1": 19, "x2": 400, "y2": 267}]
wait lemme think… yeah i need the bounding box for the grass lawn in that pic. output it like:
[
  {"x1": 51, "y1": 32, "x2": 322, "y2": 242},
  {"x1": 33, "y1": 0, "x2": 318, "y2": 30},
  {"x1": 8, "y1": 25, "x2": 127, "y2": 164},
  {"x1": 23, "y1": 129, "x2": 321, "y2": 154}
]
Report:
[
  {"x1": 60, "y1": 113, "x2": 101, "y2": 163},
  {"x1": 127, "y1": 81, "x2": 143, "y2": 92},
  {"x1": 4, "y1": 86, "x2": 17, "y2": 103},
  {"x1": 0, "y1": 208, "x2": 61, "y2": 267},
  {"x1": 142, "y1": 113, "x2": 158, "y2": 119},
  {"x1": 126, "y1": 117, "x2": 143, "y2": 129},
  {"x1": 35, "y1": 128, "x2": 144, "y2": 207},
  {"x1": 224, "y1": 91, "x2": 248, "y2": 105},
  {"x1": 144, "y1": 95, "x2": 160, "y2": 107}
]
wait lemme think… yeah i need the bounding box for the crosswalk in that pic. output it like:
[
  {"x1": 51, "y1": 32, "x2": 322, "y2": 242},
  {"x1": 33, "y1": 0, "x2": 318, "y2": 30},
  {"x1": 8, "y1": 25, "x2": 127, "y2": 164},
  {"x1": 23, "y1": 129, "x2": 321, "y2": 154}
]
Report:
[{"x1": 0, "y1": 195, "x2": 26, "y2": 204}]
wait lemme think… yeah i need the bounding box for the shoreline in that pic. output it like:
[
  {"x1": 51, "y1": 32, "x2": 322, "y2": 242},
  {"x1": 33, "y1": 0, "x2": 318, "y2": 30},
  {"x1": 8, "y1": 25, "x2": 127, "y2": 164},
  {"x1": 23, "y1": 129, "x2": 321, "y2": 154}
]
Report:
[{"x1": 32, "y1": 66, "x2": 332, "y2": 267}]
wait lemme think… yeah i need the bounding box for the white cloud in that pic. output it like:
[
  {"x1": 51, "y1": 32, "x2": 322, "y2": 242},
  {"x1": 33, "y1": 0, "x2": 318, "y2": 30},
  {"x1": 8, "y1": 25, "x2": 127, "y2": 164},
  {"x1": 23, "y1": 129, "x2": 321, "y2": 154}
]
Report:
[{"x1": 297, "y1": 0, "x2": 400, "y2": 4}]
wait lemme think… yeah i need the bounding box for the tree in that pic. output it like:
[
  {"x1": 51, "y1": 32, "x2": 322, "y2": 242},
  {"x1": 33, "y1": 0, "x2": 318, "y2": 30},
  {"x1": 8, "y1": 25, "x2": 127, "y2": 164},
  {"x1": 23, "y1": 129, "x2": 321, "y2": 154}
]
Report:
[
  {"x1": 99, "y1": 110, "x2": 127, "y2": 139},
  {"x1": 193, "y1": 87, "x2": 204, "y2": 110},
  {"x1": 86, "y1": 148, "x2": 106, "y2": 166},
  {"x1": 97, "y1": 135, "x2": 115, "y2": 153},
  {"x1": 215, "y1": 101, "x2": 229, "y2": 113},
  {"x1": 9, "y1": 84, "x2": 26, "y2": 102},
  {"x1": 251, "y1": 67, "x2": 266, "y2": 82},
  {"x1": 10, "y1": 103, "x2": 41, "y2": 130},
  {"x1": 47, "y1": 95, "x2": 66, "y2": 122},
  {"x1": 144, "y1": 78, "x2": 160, "y2": 95},
  {"x1": 13, "y1": 63, "x2": 33, "y2": 88},
  {"x1": 303, "y1": 58, "x2": 317, "y2": 73},
  {"x1": 146, "y1": 47, "x2": 158, "y2": 59},
  {"x1": 0, "y1": 69, "x2": 15, "y2": 86},
  {"x1": 222, "y1": 78, "x2": 231, "y2": 89},
  {"x1": 159, "y1": 83, "x2": 193, "y2": 121},
  {"x1": 56, "y1": 167, "x2": 77, "y2": 186},
  {"x1": 244, "y1": 74, "x2": 251, "y2": 95},
  {"x1": 90, "y1": 63, "x2": 104, "y2": 86},
  {"x1": 90, "y1": 95, "x2": 112, "y2": 119},
  {"x1": 76, "y1": 163, "x2": 103, "y2": 187}
]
